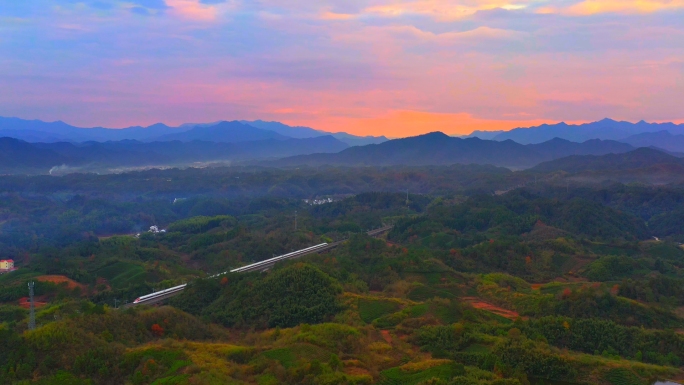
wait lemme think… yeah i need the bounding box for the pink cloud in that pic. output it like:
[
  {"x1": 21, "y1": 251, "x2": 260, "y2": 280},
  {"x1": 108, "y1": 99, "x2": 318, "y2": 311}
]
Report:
[
  {"x1": 166, "y1": 0, "x2": 219, "y2": 21},
  {"x1": 2, "y1": 0, "x2": 684, "y2": 136},
  {"x1": 565, "y1": 0, "x2": 684, "y2": 15},
  {"x1": 362, "y1": 0, "x2": 531, "y2": 21}
]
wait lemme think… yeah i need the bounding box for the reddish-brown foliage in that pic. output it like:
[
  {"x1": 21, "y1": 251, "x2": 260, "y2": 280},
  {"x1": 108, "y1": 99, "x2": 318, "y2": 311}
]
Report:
[
  {"x1": 17, "y1": 297, "x2": 47, "y2": 309},
  {"x1": 151, "y1": 323, "x2": 164, "y2": 337},
  {"x1": 561, "y1": 288, "x2": 572, "y2": 299},
  {"x1": 36, "y1": 275, "x2": 85, "y2": 290}
]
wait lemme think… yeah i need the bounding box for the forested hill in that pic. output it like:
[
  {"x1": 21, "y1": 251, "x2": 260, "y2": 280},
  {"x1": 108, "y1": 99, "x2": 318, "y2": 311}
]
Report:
[
  {"x1": 0, "y1": 137, "x2": 69, "y2": 170},
  {"x1": 275, "y1": 132, "x2": 635, "y2": 169},
  {"x1": 619, "y1": 130, "x2": 684, "y2": 153},
  {"x1": 531, "y1": 147, "x2": 684, "y2": 173},
  {"x1": 5, "y1": 186, "x2": 684, "y2": 384},
  {"x1": 5, "y1": 163, "x2": 684, "y2": 384}
]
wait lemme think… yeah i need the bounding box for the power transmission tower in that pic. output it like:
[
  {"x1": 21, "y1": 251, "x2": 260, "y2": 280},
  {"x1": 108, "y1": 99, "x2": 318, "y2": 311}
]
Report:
[{"x1": 28, "y1": 281, "x2": 36, "y2": 330}]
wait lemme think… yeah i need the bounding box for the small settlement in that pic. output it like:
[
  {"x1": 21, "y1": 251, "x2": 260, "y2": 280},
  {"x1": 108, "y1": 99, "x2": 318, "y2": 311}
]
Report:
[{"x1": 0, "y1": 259, "x2": 14, "y2": 272}]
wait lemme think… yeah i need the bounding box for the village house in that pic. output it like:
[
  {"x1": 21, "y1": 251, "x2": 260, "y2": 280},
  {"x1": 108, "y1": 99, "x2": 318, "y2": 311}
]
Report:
[{"x1": 0, "y1": 259, "x2": 14, "y2": 270}]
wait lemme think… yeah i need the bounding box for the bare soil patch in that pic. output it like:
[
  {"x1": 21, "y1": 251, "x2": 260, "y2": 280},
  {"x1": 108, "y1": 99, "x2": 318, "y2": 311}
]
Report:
[
  {"x1": 380, "y1": 330, "x2": 393, "y2": 344},
  {"x1": 17, "y1": 296, "x2": 47, "y2": 309},
  {"x1": 36, "y1": 275, "x2": 85, "y2": 290},
  {"x1": 344, "y1": 367, "x2": 371, "y2": 376},
  {"x1": 461, "y1": 297, "x2": 521, "y2": 320}
]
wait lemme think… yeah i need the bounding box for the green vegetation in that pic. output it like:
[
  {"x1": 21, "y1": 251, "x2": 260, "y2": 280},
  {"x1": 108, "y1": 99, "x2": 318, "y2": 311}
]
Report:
[
  {"x1": 166, "y1": 215, "x2": 236, "y2": 234},
  {"x1": 95, "y1": 261, "x2": 146, "y2": 288},
  {"x1": 602, "y1": 368, "x2": 644, "y2": 385},
  {"x1": 359, "y1": 299, "x2": 402, "y2": 324},
  {"x1": 4, "y1": 170, "x2": 684, "y2": 384},
  {"x1": 380, "y1": 362, "x2": 465, "y2": 384},
  {"x1": 174, "y1": 263, "x2": 342, "y2": 328}
]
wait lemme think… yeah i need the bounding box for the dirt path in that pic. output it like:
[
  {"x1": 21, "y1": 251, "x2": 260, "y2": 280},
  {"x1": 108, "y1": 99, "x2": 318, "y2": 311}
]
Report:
[{"x1": 460, "y1": 297, "x2": 521, "y2": 320}]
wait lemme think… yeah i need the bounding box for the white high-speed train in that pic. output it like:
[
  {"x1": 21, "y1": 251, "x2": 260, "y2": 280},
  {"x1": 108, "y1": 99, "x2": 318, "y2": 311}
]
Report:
[
  {"x1": 228, "y1": 243, "x2": 329, "y2": 273},
  {"x1": 133, "y1": 243, "x2": 328, "y2": 304},
  {"x1": 131, "y1": 243, "x2": 329, "y2": 304},
  {"x1": 133, "y1": 283, "x2": 187, "y2": 304}
]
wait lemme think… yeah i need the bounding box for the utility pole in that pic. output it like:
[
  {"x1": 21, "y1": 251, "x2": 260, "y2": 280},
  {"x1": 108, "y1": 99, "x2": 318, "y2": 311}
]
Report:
[
  {"x1": 114, "y1": 299, "x2": 119, "y2": 309},
  {"x1": 406, "y1": 189, "x2": 409, "y2": 208},
  {"x1": 294, "y1": 210, "x2": 298, "y2": 231},
  {"x1": 28, "y1": 282, "x2": 36, "y2": 331}
]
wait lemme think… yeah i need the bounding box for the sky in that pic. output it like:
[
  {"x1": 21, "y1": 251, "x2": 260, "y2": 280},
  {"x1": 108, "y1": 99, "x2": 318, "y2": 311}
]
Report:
[{"x1": 1, "y1": 1, "x2": 684, "y2": 137}]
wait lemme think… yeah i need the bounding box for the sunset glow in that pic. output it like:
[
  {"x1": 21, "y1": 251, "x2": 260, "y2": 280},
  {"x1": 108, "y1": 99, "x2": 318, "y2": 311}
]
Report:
[{"x1": 1, "y1": 0, "x2": 683, "y2": 135}]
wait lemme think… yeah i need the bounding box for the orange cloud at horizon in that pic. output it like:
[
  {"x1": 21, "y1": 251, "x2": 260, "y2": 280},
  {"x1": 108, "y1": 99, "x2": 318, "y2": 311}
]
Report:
[{"x1": 283, "y1": 110, "x2": 560, "y2": 137}]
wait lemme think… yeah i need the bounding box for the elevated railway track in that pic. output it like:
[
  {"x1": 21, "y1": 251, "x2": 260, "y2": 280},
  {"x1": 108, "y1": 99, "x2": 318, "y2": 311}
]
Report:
[{"x1": 126, "y1": 225, "x2": 393, "y2": 307}]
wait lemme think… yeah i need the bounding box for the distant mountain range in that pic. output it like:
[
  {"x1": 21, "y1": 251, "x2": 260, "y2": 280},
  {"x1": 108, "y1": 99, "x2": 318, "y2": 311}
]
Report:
[
  {"x1": 619, "y1": 131, "x2": 684, "y2": 154},
  {"x1": 528, "y1": 147, "x2": 684, "y2": 185},
  {"x1": 274, "y1": 132, "x2": 636, "y2": 169},
  {"x1": 5, "y1": 115, "x2": 684, "y2": 176},
  {"x1": 0, "y1": 117, "x2": 177, "y2": 142},
  {"x1": 0, "y1": 117, "x2": 387, "y2": 146},
  {"x1": 530, "y1": 147, "x2": 684, "y2": 173},
  {"x1": 0, "y1": 136, "x2": 348, "y2": 175},
  {"x1": 155, "y1": 121, "x2": 287, "y2": 143},
  {"x1": 0, "y1": 129, "x2": 645, "y2": 175},
  {"x1": 242, "y1": 120, "x2": 388, "y2": 147},
  {"x1": 466, "y1": 119, "x2": 684, "y2": 148}
]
